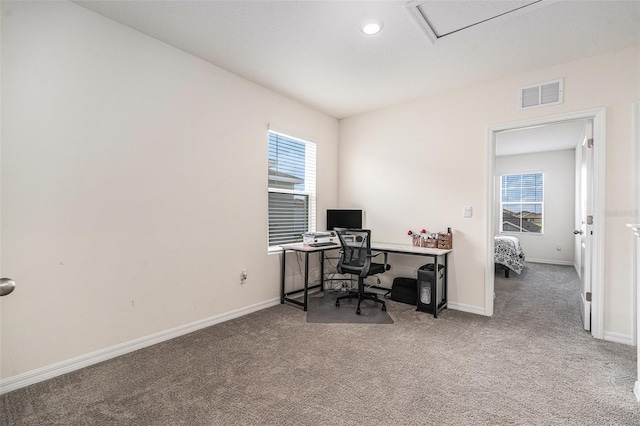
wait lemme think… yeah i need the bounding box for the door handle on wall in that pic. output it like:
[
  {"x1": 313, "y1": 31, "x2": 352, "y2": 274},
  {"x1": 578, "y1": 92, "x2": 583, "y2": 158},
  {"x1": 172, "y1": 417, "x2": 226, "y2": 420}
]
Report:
[
  {"x1": 0, "y1": 278, "x2": 16, "y2": 296},
  {"x1": 573, "y1": 230, "x2": 584, "y2": 235}
]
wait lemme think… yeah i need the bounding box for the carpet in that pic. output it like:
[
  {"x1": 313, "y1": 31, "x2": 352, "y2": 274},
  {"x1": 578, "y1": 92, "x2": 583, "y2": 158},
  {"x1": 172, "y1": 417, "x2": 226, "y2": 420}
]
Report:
[
  {"x1": 2, "y1": 262, "x2": 639, "y2": 425},
  {"x1": 304, "y1": 291, "x2": 394, "y2": 324}
]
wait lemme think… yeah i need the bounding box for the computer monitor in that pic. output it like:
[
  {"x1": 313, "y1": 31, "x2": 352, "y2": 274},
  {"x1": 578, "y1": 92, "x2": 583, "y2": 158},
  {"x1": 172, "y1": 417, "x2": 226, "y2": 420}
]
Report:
[{"x1": 326, "y1": 209, "x2": 363, "y2": 231}]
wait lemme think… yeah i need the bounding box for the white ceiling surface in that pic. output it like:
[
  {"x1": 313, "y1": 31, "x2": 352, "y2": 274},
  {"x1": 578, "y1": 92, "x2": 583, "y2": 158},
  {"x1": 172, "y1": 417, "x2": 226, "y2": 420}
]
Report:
[
  {"x1": 74, "y1": 1, "x2": 640, "y2": 119},
  {"x1": 495, "y1": 119, "x2": 587, "y2": 157}
]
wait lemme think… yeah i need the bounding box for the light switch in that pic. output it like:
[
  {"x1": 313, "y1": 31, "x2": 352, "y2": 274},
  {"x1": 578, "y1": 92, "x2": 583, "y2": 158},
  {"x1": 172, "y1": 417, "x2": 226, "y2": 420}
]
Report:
[{"x1": 464, "y1": 206, "x2": 472, "y2": 218}]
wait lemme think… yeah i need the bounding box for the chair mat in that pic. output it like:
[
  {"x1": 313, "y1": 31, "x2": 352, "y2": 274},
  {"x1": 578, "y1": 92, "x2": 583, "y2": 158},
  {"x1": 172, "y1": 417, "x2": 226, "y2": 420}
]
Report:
[{"x1": 304, "y1": 292, "x2": 394, "y2": 324}]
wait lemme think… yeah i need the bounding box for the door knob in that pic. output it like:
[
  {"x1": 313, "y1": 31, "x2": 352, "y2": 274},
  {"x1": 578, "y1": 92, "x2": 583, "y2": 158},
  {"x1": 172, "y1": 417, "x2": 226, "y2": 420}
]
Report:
[
  {"x1": 573, "y1": 230, "x2": 583, "y2": 235},
  {"x1": 0, "y1": 278, "x2": 16, "y2": 296}
]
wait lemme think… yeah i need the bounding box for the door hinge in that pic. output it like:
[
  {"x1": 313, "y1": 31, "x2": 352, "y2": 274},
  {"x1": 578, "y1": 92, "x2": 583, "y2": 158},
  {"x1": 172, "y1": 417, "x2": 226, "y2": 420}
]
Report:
[
  {"x1": 587, "y1": 138, "x2": 594, "y2": 148},
  {"x1": 587, "y1": 215, "x2": 593, "y2": 225},
  {"x1": 586, "y1": 292, "x2": 592, "y2": 302}
]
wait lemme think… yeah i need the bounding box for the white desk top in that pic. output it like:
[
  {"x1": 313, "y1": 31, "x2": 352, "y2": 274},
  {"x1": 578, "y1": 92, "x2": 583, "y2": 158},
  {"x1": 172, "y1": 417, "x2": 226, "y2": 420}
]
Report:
[
  {"x1": 371, "y1": 242, "x2": 452, "y2": 256},
  {"x1": 280, "y1": 242, "x2": 341, "y2": 252},
  {"x1": 280, "y1": 242, "x2": 451, "y2": 256}
]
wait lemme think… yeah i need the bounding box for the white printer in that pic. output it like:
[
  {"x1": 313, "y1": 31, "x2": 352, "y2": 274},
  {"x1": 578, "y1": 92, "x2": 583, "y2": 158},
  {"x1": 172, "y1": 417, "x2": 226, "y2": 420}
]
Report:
[{"x1": 302, "y1": 231, "x2": 337, "y2": 245}]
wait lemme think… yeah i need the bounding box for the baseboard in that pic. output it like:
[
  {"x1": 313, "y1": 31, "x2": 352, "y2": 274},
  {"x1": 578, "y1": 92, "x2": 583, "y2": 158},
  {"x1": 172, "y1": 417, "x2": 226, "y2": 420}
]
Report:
[
  {"x1": 635, "y1": 381, "x2": 640, "y2": 402},
  {"x1": 0, "y1": 297, "x2": 281, "y2": 395},
  {"x1": 526, "y1": 258, "x2": 575, "y2": 266},
  {"x1": 603, "y1": 330, "x2": 634, "y2": 346},
  {"x1": 447, "y1": 301, "x2": 488, "y2": 316}
]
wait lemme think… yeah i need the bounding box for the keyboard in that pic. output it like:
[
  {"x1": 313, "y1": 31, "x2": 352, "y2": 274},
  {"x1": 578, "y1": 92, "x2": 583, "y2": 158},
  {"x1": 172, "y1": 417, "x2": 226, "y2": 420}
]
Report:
[{"x1": 308, "y1": 242, "x2": 337, "y2": 247}]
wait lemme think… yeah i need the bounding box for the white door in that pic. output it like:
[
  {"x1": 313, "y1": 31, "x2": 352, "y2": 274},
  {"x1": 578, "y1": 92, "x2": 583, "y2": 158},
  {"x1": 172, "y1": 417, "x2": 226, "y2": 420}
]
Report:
[{"x1": 578, "y1": 120, "x2": 594, "y2": 331}]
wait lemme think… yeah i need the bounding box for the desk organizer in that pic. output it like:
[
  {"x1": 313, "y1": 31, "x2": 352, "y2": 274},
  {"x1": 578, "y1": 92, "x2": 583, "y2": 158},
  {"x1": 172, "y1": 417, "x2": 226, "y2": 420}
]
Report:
[
  {"x1": 411, "y1": 233, "x2": 438, "y2": 248},
  {"x1": 437, "y1": 232, "x2": 452, "y2": 249},
  {"x1": 410, "y1": 229, "x2": 452, "y2": 249}
]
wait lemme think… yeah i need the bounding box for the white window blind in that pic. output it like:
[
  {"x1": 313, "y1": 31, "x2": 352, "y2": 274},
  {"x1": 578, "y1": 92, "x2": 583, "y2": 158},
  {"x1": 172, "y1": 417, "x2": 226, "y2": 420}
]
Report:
[
  {"x1": 500, "y1": 172, "x2": 544, "y2": 234},
  {"x1": 268, "y1": 130, "x2": 316, "y2": 249}
]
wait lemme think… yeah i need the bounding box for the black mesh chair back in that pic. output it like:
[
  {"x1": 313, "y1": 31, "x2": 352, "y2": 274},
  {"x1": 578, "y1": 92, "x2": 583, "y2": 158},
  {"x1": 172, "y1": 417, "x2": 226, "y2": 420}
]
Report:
[
  {"x1": 334, "y1": 228, "x2": 389, "y2": 315},
  {"x1": 336, "y1": 229, "x2": 371, "y2": 276}
]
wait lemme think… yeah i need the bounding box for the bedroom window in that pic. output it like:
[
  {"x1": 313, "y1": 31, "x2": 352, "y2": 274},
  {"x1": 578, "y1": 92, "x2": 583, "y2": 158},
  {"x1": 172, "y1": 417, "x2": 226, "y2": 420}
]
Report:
[
  {"x1": 268, "y1": 129, "x2": 316, "y2": 250},
  {"x1": 500, "y1": 172, "x2": 543, "y2": 234}
]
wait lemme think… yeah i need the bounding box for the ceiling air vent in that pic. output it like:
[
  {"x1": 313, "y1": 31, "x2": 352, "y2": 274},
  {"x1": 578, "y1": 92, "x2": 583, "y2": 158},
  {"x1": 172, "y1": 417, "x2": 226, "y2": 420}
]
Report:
[{"x1": 519, "y1": 79, "x2": 563, "y2": 109}]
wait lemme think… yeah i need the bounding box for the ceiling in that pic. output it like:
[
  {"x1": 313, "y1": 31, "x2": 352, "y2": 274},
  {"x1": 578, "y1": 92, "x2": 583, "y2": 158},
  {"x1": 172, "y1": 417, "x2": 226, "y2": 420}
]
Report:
[{"x1": 73, "y1": 1, "x2": 640, "y2": 119}]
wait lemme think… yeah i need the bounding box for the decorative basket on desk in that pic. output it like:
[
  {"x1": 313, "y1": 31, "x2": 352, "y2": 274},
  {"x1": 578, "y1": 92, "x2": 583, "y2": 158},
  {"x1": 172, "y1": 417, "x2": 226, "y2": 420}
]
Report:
[
  {"x1": 408, "y1": 229, "x2": 428, "y2": 247},
  {"x1": 412, "y1": 235, "x2": 427, "y2": 247},
  {"x1": 409, "y1": 229, "x2": 452, "y2": 249}
]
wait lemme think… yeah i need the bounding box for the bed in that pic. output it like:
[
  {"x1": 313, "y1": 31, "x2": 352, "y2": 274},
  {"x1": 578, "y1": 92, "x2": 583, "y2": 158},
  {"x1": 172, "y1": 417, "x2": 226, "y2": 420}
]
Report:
[{"x1": 494, "y1": 235, "x2": 525, "y2": 277}]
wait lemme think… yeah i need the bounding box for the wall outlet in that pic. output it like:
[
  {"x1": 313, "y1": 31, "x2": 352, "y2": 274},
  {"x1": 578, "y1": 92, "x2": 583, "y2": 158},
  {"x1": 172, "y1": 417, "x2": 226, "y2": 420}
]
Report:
[{"x1": 240, "y1": 269, "x2": 248, "y2": 284}]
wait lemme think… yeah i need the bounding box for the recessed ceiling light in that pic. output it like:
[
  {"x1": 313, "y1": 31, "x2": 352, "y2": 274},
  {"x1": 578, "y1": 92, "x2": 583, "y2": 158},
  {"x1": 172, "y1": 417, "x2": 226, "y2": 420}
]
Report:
[{"x1": 360, "y1": 19, "x2": 383, "y2": 35}]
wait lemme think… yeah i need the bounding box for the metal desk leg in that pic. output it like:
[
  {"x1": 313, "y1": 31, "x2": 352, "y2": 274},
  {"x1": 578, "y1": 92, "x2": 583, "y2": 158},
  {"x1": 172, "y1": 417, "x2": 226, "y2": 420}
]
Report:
[
  {"x1": 443, "y1": 253, "x2": 448, "y2": 310},
  {"x1": 433, "y1": 256, "x2": 439, "y2": 318},
  {"x1": 320, "y1": 251, "x2": 325, "y2": 292},
  {"x1": 280, "y1": 248, "x2": 286, "y2": 304},
  {"x1": 303, "y1": 251, "x2": 310, "y2": 311}
]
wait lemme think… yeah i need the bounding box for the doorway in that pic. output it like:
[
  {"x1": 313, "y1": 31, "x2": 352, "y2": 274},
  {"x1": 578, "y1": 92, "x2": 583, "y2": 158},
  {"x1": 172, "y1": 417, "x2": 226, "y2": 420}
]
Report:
[{"x1": 485, "y1": 108, "x2": 606, "y2": 339}]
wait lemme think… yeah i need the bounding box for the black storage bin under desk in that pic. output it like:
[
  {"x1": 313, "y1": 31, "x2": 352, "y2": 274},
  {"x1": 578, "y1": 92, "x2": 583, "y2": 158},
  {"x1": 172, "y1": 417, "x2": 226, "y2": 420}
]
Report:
[{"x1": 390, "y1": 277, "x2": 417, "y2": 305}]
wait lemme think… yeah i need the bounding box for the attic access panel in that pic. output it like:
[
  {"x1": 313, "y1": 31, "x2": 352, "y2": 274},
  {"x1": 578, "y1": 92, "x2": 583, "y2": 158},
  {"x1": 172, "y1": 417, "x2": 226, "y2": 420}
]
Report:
[{"x1": 407, "y1": 0, "x2": 542, "y2": 43}]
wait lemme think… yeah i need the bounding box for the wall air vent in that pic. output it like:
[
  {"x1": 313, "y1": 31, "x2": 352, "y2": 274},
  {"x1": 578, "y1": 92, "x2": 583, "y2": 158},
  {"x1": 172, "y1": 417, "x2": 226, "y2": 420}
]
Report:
[{"x1": 519, "y1": 79, "x2": 563, "y2": 109}]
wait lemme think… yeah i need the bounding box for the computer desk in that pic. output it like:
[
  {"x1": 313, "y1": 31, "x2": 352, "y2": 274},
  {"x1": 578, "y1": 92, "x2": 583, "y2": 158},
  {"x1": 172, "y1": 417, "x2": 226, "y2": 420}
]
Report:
[
  {"x1": 280, "y1": 242, "x2": 452, "y2": 314},
  {"x1": 279, "y1": 242, "x2": 340, "y2": 311}
]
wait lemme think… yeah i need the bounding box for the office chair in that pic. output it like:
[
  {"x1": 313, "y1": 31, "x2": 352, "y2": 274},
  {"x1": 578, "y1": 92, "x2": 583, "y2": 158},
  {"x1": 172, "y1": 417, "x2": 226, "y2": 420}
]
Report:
[{"x1": 334, "y1": 228, "x2": 390, "y2": 315}]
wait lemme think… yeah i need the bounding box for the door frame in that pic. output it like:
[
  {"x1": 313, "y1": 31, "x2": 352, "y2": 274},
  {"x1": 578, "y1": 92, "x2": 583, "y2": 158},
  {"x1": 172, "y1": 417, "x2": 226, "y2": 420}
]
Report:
[
  {"x1": 579, "y1": 120, "x2": 594, "y2": 331},
  {"x1": 485, "y1": 107, "x2": 606, "y2": 339}
]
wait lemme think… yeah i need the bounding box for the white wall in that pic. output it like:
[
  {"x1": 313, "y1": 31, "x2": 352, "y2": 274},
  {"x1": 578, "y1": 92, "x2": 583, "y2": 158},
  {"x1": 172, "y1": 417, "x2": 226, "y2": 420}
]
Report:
[
  {"x1": 339, "y1": 45, "x2": 640, "y2": 335},
  {"x1": 0, "y1": 1, "x2": 338, "y2": 380},
  {"x1": 495, "y1": 150, "x2": 575, "y2": 264},
  {"x1": 633, "y1": 101, "x2": 640, "y2": 399}
]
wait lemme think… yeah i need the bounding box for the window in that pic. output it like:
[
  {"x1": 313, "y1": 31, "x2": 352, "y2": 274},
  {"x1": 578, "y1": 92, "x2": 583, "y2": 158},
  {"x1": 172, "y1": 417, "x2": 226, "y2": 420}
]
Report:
[
  {"x1": 500, "y1": 172, "x2": 543, "y2": 234},
  {"x1": 268, "y1": 129, "x2": 316, "y2": 249}
]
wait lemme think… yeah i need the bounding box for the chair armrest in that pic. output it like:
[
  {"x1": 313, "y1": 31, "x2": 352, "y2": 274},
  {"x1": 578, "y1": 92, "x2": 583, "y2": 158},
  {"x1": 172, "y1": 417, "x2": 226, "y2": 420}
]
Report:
[
  {"x1": 369, "y1": 251, "x2": 389, "y2": 271},
  {"x1": 368, "y1": 252, "x2": 383, "y2": 258}
]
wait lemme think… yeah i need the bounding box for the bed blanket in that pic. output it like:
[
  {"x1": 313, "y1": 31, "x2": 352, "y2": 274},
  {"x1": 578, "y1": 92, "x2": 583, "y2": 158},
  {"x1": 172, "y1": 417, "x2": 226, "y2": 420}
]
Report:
[{"x1": 495, "y1": 235, "x2": 525, "y2": 274}]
